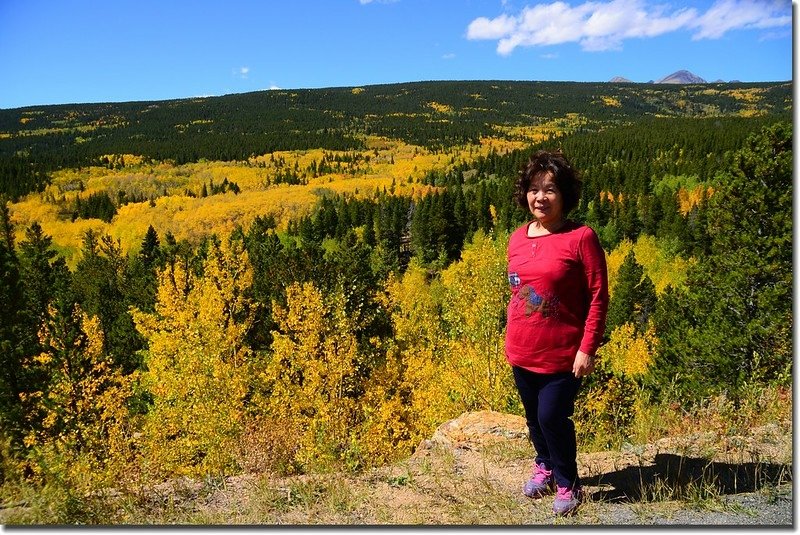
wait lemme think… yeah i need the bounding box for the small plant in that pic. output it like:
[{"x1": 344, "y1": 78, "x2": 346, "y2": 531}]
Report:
[
  {"x1": 280, "y1": 476, "x2": 359, "y2": 516},
  {"x1": 387, "y1": 473, "x2": 411, "y2": 487},
  {"x1": 682, "y1": 478, "x2": 725, "y2": 511}
]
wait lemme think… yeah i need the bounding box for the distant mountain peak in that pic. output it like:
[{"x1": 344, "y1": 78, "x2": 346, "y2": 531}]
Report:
[
  {"x1": 656, "y1": 70, "x2": 706, "y2": 84},
  {"x1": 609, "y1": 76, "x2": 633, "y2": 83}
]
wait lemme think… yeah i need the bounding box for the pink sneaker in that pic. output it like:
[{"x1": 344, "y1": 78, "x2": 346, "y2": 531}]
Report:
[
  {"x1": 523, "y1": 462, "x2": 553, "y2": 498},
  {"x1": 553, "y1": 485, "x2": 583, "y2": 516}
]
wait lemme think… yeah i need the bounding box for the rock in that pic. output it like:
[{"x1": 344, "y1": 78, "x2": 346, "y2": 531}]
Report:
[{"x1": 422, "y1": 410, "x2": 527, "y2": 452}]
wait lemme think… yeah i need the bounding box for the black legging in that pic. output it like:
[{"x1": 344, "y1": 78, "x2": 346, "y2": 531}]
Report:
[{"x1": 512, "y1": 366, "x2": 582, "y2": 489}]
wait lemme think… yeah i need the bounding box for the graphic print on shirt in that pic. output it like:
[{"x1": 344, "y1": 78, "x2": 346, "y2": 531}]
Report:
[{"x1": 518, "y1": 284, "x2": 559, "y2": 318}]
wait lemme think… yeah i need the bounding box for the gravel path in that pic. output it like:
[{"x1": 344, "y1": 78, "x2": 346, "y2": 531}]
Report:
[{"x1": 581, "y1": 484, "x2": 793, "y2": 526}]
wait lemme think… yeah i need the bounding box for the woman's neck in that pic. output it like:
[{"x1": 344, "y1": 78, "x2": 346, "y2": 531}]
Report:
[{"x1": 528, "y1": 218, "x2": 566, "y2": 236}]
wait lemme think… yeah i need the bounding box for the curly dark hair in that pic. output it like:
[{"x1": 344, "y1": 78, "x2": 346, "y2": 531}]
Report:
[{"x1": 514, "y1": 150, "x2": 582, "y2": 216}]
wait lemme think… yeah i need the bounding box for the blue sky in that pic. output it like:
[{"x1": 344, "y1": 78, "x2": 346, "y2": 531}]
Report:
[{"x1": 0, "y1": 0, "x2": 792, "y2": 109}]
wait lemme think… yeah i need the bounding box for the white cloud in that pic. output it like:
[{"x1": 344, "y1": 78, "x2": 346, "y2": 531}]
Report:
[
  {"x1": 540, "y1": 53, "x2": 559, "y2": 59},
  {"x1": 467, "y1": 14, "x2": 517, "y2": 39},
  {"x1": 759, "y1": 29, "x2": 791, "y2": 41},
  {"x1": 689, "y1": 0, "x2": 791, "y2": 40},
  {"x1": 442, "y1": 52, "x2": 456, "y2": 59},
  {"x1": 466, "y1": 0, "x2": 790, "y2": 54},
  {"x1": 234, "y1": 66, "x2": 250, "y2": 79},
  {"x1": 268, "y1": 85, "x2": 281, "y2": 90}
]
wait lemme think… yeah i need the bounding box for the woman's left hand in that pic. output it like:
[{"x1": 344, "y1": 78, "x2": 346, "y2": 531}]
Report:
[{"x1": 572, "y1": 350, "x2": 595, "y2": 378}]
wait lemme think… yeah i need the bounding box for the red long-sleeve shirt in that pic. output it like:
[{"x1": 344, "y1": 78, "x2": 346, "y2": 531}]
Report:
[{"x1": 505, "y1": 221, "x2": 609, "y2": 374}]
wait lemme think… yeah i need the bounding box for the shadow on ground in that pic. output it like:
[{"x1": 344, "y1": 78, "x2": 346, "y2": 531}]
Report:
[{"x1": 583, "y1": 454, "x2": 792, "y2": 503}]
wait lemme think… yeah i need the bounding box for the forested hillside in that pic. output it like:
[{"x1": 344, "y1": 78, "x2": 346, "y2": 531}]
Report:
[
  {"x1": 0, "y1": 80, "x2": 792, "y2": 524},
  {"x1": 0, "y1": 80, "x2": 791, "y2": 198}
]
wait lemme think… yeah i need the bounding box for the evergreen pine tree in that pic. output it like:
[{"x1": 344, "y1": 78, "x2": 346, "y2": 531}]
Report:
[
  {"x1": 140, "y1": 225, "x2": 161, "y2": 269},
  {"x1": 73, "y1": 232, "x2": 143, "y2": 373},
  {"x1": 606, "y1": 250, "x2": 657, "y2": 336},
  {"x1": 694, "y1": 123, "x2": 791, "y2": 385},
  {"x1": 0, "y1": 200, "x2": 23, "y2": 436},
  {"x1": 652, "y1": 123, "x2": 792, "y2": 400}
]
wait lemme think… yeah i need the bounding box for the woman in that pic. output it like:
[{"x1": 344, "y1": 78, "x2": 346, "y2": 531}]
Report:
[{"x1": 505, "y1": 150, "x2": 608, "y2": 516}]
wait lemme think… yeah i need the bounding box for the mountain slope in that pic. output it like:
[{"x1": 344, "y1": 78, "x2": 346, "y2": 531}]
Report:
[
  {"x1": 0, "y1": 80, "x2": 789, "y2": 155},
  {"x1": 657, "y1": 70, "x2": 707, "y2": 84}
]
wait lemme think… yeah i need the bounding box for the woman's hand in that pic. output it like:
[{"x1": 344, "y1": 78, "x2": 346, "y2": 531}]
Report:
[{"x1": 572, "y1": 350, "x2": 595, "y2": 378}]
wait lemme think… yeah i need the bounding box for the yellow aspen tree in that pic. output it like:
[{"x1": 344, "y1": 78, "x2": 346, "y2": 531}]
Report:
[
  {"x1": 360, "y1": 260, "x2": 452, "y2": 464},
  {"x1": 440, "y1": 230, "x2": 516, "y2": 411},
  {"x1": 577, "y1": 322, "x2": 658, "y2": 447},
  {"x1": 259, "y1": 281, "x2": 362, "y2": 472},
  {"x1": 605, "y1": 239, "x2": 634, "y2": 297},
  {"x1": 131, "y1": 238, "x2": 255, "y2": 479},
  {"x1": 607, "y1": 236, "x2": 694, "y2": 297},
  {"x1": 599, "y1": 322, "x2": 658, "y2": 378},
  {"x1": 631, "y1": 235, "x2": 694, "y2": 294},
  {"x1": 22, "y1": 305, "x2": 135, "y2": 488}
]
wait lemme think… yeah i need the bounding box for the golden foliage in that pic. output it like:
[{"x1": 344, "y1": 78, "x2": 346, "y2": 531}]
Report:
[
  {"x1": 98, "y1": 154, "x2": 146, "y2": 167},
  {"x1": 257, "y1": 281, "x2": 363, "y2": 472},
  {"x1": 600, "y1": 96, "x2": 622, "y2": 107},
  {"x1": 606, "y1": 235, "x2": 694, "y2": 295},
  {"x1": 8, "y1": 134, "x2": 506, "y2": 266},
  {"x1": 599, "y1": 322, "x2": 657, "y2": 378},
  {"x1": 576, "y1": 370, "x2": 638, "y2": 450},
  {"x1": 477, "y1": 136, "x2": 531, "y2": 153},
  {"x1": 361, "y1": 261, "x2": 452, "y2": 464},
  {"x1": 359, "y1": 233, "x2": 517, "y2": 465},
  {"x1": 737, "y1": 108, "x2": 766, "y2": 118},
  {"x1": 605, "y1": 239, "x2": 632, "y2": 294},
  {"x1": 676, "y1": 185, "x2": 715, "y2": 214},
  {"x1": 630, "y1": 235, "x2": 694, "y2": 293},
  {"x1": 426, "y1": 101, "x2": 454, "y2": 114},
  {"x1": 578, "y1": 319, "x2": 659, "y2": 449},
  {"x1": 725, "y1": 88, "x2": 764, "y2": 103},
  {"x1": 131, "y1": 238, "x2": 255, "y2": 478},
  {"x1": 484, "y1": 114, "x2": 588, "y2": 154},
  {"x1": 22, "y1": 305, "x2": 136, "y2": 488},
  {"x1": 440, "y1": 230, "x2": 515, "y2": 412},
  {"x1": 23, "y1": 201, "x2": 124, "y2": 266},
  {"x1": 713, "y1": 87, "x2": 768, "y2": 117}
]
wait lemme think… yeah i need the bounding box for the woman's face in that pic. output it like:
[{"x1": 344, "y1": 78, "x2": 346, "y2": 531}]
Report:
[{"x1": 527, "y1": 172, "x2": 564, "y2": 225}]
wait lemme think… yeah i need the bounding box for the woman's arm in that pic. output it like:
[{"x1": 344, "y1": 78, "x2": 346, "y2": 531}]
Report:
[{"x1": 577, "y1": 227, "x2": 609, "y2": 359}]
